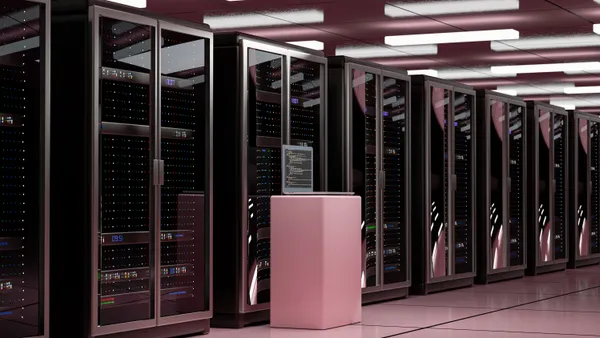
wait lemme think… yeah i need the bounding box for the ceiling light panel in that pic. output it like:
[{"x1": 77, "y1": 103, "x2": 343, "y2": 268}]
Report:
[
  {"x1": 106, "y1": 0, "x2": 146, "y2": 8},
  {"x1": 385, "y1": 29, "x2": 519, "y2": 46},
  {"x1": 564, "y1": 86, "x2": 600, "y2": 94},
  {"x1": 204, "y1": 9, "x2": 324, "y2": 29},
  {"x1": 491, "y1": 62, "x2": 600, "y2": 74},
  {"x1": 335, "y1": 44, "x2": 438, "y2": 58},
  {"x1": 384, "y1": 0, "x2": 519, "y2": 18},
  {"x1": 494, "y1": 89, "x2": 517, "y2": 96},
  {"x1": 551, "y1": 97, "x2": 600, "y2": 108},
  {"x1": 407, "y1": 69, "x2": 438, "y2": 77},
  {"x1": 286, "y1": 40, "x2": 324, "y2": 50},
  {"x1": 497, "y1": 83, "x2": 574, "y2": 95},
  {"x1": 492, "y1": 34, "x2": 600, "y2": 51},
  {"x1": 436, "y1": 67, "x2": 516, "y2": 80}
]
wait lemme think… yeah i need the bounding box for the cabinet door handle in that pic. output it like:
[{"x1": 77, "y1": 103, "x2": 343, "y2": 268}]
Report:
[
  {"x1": 507, "y1": 177, "x2": 512, "y2": 193},
  {"x1": 153, "y1": 159, "x2": 165, "y2": 186}
]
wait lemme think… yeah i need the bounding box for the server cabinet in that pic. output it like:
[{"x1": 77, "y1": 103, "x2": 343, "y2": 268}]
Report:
[
  {"x1": 212, "y1": 33, "x2": 327, "y2": 327},
  {"x1": 50, "y1": 4, "x2": 212, "y2": 337},
  {"x1": 568, "y1": 111, "x2": 600, "y2": 268},
  {"x1": 411, "y1": 76, "x2": 476, "y2": 295},
  {"x1": 0, "y1": 1, "x2": 49, "y2": 337},
  {"x1": 474, "y1": 91, "x2": 527, "y2": 284},
  {"x1": 327, "y1": 57, "x2": 411, "y2": 304},
  {"x1": 526, "y1": 102, "x2": 568, "y2": 275}
]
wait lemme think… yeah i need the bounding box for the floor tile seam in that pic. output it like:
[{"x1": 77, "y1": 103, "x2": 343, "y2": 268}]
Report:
[
  {"x1": 376, "y1": 303, "x2": 519, "y2": 311},
  {"x1": 427, "y1": 327, "x2": 600, "y2": 337},
  {"x1": 511, "y1": 307, "x2": 600, "y2": 314},
  {"x1": 380, "y1": 284, "x2": 600, "y2": 338}
]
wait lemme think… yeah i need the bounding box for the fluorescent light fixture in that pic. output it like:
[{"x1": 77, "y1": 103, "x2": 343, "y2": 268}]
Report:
[
  {"x1": 551, "y1": 97, "x2": 600, "y2": 108},
  {"x1": 286, "y1": 40, "x2": 324, "y2": 51},
  {"x1": 436, "y1": 67, "x2": 516, "y2": 80},
  {"x1": 106, "y1": 0, "x2": 146, "y2": 8},
  {"x1": 494, "y1": 89, "x2": 517, "y2": 96},
  {"x1": 204, "y1": 9, "x2": 324, "y2": 29},
  {"x1": 335, "y1": 44, "x2": 438, "y2": 58},
  {"x1": 492, "y1": 34, "x2": 600, "y2": 51},
  {"x1": 491, "y1": 62, "x2": 600, "y2": 74},
  {"x1": 407, "y1": 69, "x2": 438, "y2": 77},
  {"x1": 595, "y1": 24, "x2": 600, "y2": 35},
  {"x1": 385, "y1": 0, "x2": 519, "y2": 17},
  {"x1": 565, "y1": 86, "x2": 600, "y2": 94},
  {"x1": 385, "y1": 29, "x2": 519, "y2": 46},
  {"x1": 497, "y1": 83, "x2": 574, "y2": 96}
]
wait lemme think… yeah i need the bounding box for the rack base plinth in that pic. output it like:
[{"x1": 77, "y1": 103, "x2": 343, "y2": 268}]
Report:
[
  {"x1": 211, "y1": 310, "x2": 270, "y2": 328},
  {"x1": 411, "y1": 277, "x2": 474, "y2": 296},
  {"x1": 96, "y1": 319, "x2": 210, "y2": 338},
  {"x1": 362, "y1": 287, "x2": 408, "y2": 305},
  {"x1": 527, "y1": 262, "x2": 567, "y2": 276},
  {"x1": 477, "y1": 269, "x2": 525, "y2": 285},
  {"x1": 568, "y1": 256, "x2": 600, "y2": 269}
]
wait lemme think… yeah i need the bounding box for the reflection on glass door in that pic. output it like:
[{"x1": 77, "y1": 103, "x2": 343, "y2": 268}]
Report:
[
  {"x1": 159, "y1": 29, "x2": 208, "y2": 317},
  {"x1": 247, "y1": 49, "x2": 282, "y2": 305},
  {"x1": 538, "y1": 110, "x2": 551, "y2": 263},
  {"x1": 0, "y1": 2, "x2": 43, "y2": 336},
  {"x1": 352, "y1": 70, "x2": 377, "y2": 288},
  {"x1": 382, "y1": 77, "x2": 407, "y2": 284},
  {"x1": 430, "y1": 87, "x2": 449, "y2": 278},
  {"x1": 290, "y1": 58, "x2": 322, "y2": 190},
  {"x1": 453, "y1": 92, "x2": 473, "y2": 275},
  {"x1": 591, "y1": 122, "x2": 600, "y2": 254},
  {"x1": 98, "y1": 17, "x2": 153, "y2": 326},
  {"x1": 508, "y1": 104, "x2": 524, "y2": 267},
  {"x1": 577, "y1": 119, "x2": 589, "y2": 257},
  {"x1": 489, "y1": 100, "x2": 505, "y2": 270},
  {"x1": 553, "y1": 114, "x2": 567, "y2": 260}
]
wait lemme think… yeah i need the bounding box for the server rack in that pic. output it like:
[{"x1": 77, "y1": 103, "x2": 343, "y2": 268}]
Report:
[
  {"x1": 50, "y1": 3, "x2": 212, "y2": 337},
  {"x1": 568, "y1": 110, "x2": 600, "y2": 268},
  {"x1": 410, "y1": 76, "x2": 476, "y2": 295},
  {"x1": 212, "y1": 33, "x2": 327, "y2": 327},
  {"x1": 475, "y1": 91, "x2": 527, "y2": 284},
  {"x1": 327, "y1": 56, "x2": 411, "y2": 304},
  {"x1": 526, "y1": 102, "x2": 568, "y2": 275},
  {"x1": 0, "y1": 1, "x2": 49, "y2": 337}
]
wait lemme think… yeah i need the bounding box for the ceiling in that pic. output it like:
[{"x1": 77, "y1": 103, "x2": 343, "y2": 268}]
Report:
[{"x1": 140, "y1": 0, "x2": 600, "y2": 112}]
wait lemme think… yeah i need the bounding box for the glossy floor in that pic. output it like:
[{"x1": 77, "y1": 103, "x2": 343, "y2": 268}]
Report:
[{"x1": 204, "y1": 264, "x2": 600, "y2": 338}]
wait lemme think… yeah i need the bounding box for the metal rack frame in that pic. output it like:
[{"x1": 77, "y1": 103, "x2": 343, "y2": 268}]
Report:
[{"x1": 475, "y1": 91, "x2": 528, "y2": 284}]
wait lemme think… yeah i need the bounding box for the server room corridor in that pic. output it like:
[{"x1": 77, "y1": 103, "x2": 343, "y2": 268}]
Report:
[{"x1": 204, "y1": 264, "x2": 600, "y2": 338}]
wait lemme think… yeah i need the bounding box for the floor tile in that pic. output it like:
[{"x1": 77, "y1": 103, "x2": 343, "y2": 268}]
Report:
[
  {"x1": 438, "y1": 309, "x2": 600, "y2": 336},
  {"x1": 515, "y1": 293, "x2": 600, "y2": 313},
  {"x1": 388, "y1": 291, "x2": 543, "y2": 309},
  {"x1": 361, "y1": 303, "x2": 489, "y2": 328},
  {"x1": 398, "y1": 328, "x2": 591, "y2": 338},
  {"x1": 203, "y1": 325, "x2": 413, "y2": 338},
  {"x1": 453, "y1": 279, "x2": 580, "y2": 296}
]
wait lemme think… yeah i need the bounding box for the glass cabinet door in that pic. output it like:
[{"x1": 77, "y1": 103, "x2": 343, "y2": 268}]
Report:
[
  {"x1": 0, "y1": 2, "x2": 44, "y2": 337},
  {"x1": 538, "y1": 109, "x2": 552, "y2": 263},
  {"x1": 246, "y1": 48, "x2": 283, "y2": 305},
  {"x1": 430, "y1": 86, "x2": 450, "y2": 278},
  {"x1": 381, "y1": 76, "x2": 407, "y2": 285},
  {"x1": 489, "y1": 100, "x2": 506, "y2": 270},
  {"x1": 352, "y1": 69, "x2": 378, "y2": 288},
  {"x1": 590, "y1": 122, "x2": 600, "y2": 254},
  {"x1": 159, "y1": 28, "x2": 208, "y2": 317},
  {"x1": 289, "y1": 58, "x2": 322, "y2": 190},
  {"x1": 98, "y1": 16, "x2": 154, "y2": 326},
  {"x1": 553, "y1": 114, "x2": 567, "y2": 260},
  {"x1": 508, "y1": 104, "x2": 524, "y2": 267},
  {"x1": 453, "y1": 92, "x2": 473, "y2": 275},
  {"x1": 577, "y1": 119, "x2": 589, "y2": 257}
]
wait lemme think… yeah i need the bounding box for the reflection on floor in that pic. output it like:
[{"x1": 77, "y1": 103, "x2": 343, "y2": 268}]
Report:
[{"x1": 203, "y1": 264, "x2": 600, "y2": 338}]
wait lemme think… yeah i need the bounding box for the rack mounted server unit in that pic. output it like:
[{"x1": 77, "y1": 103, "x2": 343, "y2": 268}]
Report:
[
  {"x1": 0, "y1": 1, "x2": 50, "y2": 337},
  {"x1": 50, "y1": 3, "x2": 213, "y2": 337},
  {"x1": 526, "y1": 102, "x2": 568, "y2": 275},
  {"x1": 411, "y1": 76, "x2": 476, "y2": 294},
  {"x1": 568, "y1": 110, "x2": 600, "y2": 269},
  {"x1": 475, "y1": 91, "x2": 527, "y2": 284},
  {"x1": 213, "y1": 33, "x2": 327, "y2": 327},
  {"x1": 327, "y1": 57, "x2": 411, "y2": 303}
]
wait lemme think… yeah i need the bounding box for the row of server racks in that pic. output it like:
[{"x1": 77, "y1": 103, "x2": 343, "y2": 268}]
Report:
[
  {"x1": 50, "y1": 2, "x2": 213, "y2": 338},
  {"x1": 0, "y1": 0, "x2": 50, "y2": 337}
]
